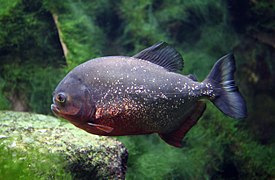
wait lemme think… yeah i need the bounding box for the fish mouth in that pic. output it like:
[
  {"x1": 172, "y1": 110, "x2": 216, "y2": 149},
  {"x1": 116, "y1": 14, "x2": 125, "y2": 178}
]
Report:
[
  {"x1": 51, "y1": 104, "x2": 60, "y2": 116},
  {"x1": 50, "y1": 103, "x2": 84, "y2": 121}
]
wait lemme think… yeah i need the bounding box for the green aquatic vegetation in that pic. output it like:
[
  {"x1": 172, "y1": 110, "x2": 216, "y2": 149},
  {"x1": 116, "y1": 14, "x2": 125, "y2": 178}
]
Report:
[
  {"x1": 0, "y1": 143, "x2": 72, "y2": 179},
  {"x1": 196, "y1": 104, "x2": 274, "y2": 179},
  {"x1": 44, "y1": 0, "x2": 107, "y2": 70},
  {"x1": 119, "y1": 0, "x2": 168, "y2": 51},
  {"x1": 0, "y1": 0, "x2": 66, "y2": 113},
  {"x1": 0, "y1": 0, "x2": 65, "y2": 66},
  {"x1": 1, "y1": 63, "x2": 64, "y2": 114},
  {"x1": 0, "y1": 0, "x2": 20, "y2": 19},
  {"x1": 250, "y1": 0, "x2": 275, "y2": 32},
  {"x1": 0, "y1": 77, "x2": 10, "y2": 110}
]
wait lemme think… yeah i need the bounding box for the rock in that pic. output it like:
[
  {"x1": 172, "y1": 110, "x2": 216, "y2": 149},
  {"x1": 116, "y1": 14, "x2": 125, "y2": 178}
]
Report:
[{"x1": 0, "y1": 111, "x2": 128, "y2": 179}]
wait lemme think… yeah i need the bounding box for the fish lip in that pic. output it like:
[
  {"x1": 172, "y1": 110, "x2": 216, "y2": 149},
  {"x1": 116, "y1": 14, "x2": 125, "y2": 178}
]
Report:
[
  {"x1": 51, "y1": 103, "x2": 83, "y2": 120},
  {"x1": 51, "y1": 104, "x2": 60, "y2": 114}
]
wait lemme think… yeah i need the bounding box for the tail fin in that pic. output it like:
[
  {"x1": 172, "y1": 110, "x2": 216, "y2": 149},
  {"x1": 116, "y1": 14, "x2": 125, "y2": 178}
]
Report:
[{"x1": 205, "y1": 53, "x2": 247, "y2": 119}]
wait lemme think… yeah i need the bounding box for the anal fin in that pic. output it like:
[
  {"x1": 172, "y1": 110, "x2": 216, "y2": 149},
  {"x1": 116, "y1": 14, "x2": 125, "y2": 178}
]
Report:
[{"x1": 159, "y1": 101, "x2": 206, "y2": 148}]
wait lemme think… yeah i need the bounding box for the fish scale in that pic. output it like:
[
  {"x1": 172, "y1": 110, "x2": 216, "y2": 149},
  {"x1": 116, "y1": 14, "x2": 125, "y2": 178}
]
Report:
[
  {"x1": 82, "y1": 57, "x2": 203, "y2": 131},
  {"x1": 51, "y1": 42, "x2": 247, "y2": 148}
]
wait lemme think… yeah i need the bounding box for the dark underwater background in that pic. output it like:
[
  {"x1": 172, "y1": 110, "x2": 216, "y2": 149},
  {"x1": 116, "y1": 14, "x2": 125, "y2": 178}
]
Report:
[{"x1": 0, "y1": 0, "x2": 274, "y2": 179}]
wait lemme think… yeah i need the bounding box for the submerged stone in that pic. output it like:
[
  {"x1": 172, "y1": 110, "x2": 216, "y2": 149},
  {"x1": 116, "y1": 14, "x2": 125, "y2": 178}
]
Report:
[{"x1": 0, "y1": 111, "x2": 128, "y2": 179}]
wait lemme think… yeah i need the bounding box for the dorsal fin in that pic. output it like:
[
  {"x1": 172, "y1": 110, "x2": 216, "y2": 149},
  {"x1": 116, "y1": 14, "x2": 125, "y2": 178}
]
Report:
[
  {"x1": 133, "y1": 42, "x2": 184, "y2": 72},
  {"x1": 187, "y1": 74, "x2": 198, "y2": 81}
]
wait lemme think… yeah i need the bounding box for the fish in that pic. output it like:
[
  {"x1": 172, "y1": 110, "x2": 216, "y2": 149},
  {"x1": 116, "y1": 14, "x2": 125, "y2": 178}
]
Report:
[{"x1": 51, "y1": 42, "x2": 247, "y2": 148}]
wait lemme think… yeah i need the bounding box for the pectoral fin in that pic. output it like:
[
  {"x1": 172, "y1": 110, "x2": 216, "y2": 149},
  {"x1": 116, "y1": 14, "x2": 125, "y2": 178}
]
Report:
[
  {"x1": 159, "y1": 101, "x2": 206, "y2": 148},
  {"x1": 87, "y1": 123, "x2": 114, "y2": 133}
]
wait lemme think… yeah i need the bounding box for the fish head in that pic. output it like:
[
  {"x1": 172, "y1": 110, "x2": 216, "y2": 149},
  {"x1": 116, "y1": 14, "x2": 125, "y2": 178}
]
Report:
[{"x1": 51, "y1": 75, "x2": 95, "y2": 125}]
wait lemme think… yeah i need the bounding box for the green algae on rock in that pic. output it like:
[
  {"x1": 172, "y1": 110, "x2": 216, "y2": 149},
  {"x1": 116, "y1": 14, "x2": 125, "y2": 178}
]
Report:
[{"x1": 0, "y1": 111, "x2": 128, "y2": 179}]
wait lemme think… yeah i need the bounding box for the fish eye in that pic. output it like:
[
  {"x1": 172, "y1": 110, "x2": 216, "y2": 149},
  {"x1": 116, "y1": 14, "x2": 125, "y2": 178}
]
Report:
[{"x1": 56, "y1": 93, "x2": 66, "y2": 104}]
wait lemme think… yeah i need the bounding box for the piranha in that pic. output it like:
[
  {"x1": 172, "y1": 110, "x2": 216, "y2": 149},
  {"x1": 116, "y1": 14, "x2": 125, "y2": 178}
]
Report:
[{"x1": 51, "y1": 42, "x2": 247, "y2": 147}]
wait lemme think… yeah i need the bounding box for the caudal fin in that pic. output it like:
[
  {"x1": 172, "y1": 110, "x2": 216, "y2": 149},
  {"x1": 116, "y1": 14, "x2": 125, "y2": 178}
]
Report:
[{"x1": 205, "y1": 53, "x2": 247, "y2": 119}]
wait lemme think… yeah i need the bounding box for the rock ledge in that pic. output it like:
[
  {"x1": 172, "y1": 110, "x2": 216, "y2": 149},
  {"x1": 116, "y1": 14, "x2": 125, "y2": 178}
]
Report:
[{"x1": 0, "y1": 111, "x2": 128, "y2": 179}]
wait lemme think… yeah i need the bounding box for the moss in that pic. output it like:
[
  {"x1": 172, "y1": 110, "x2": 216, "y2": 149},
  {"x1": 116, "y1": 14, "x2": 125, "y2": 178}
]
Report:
[
  {"x1": 0, "y1": 144, "x2": 72, "y2": 179},
  {"x1": 0, "y1": 111, "x2": 128, "y2": 179}
]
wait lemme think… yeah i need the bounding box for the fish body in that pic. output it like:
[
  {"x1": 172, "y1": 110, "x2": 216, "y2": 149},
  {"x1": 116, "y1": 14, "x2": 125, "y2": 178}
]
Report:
[{"x1": 51, "y1": 42, "x2": 247, "y2": 147}]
